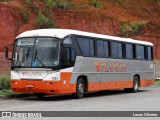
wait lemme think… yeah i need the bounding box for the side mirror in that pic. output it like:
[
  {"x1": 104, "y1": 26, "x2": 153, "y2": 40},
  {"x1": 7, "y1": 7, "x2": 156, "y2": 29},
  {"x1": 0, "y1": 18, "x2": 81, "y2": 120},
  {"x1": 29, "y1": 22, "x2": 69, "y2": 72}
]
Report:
[
  {"x1": 63, "y1": 47, "x2": 71, "y2": 66},
  {"x1": 5, "y1": 44, "x2": 13, "y2": 60}
]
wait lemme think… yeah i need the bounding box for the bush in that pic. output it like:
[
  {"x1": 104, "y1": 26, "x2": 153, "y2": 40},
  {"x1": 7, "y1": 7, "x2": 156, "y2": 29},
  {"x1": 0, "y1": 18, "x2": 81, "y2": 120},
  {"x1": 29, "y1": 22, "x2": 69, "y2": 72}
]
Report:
[
  {"x1": 91, "y1": 0, "x2": 101, "y2": 8},
  {"x1": 43, "y1": 0, "x2": 82, "y2": 10},
  {"x1": 119, "y1": 21, "x2": 148, "y2": 37},
  {"x1": 130, "y1": 21, "x2": 147, "y2": 35},
  {"x1": 43, "y1": 0, "x2": 55, "y2": 18},
  {"x1": 22, "y1": 9, "x2": 30, "y2": 23},
  {"x1": 54, "y1": 0, "x2": 69, "y2": 9},
  {"x1": 0, "y1": 75, "x2": 10, "y2": 90},
  {"x1": 119, "y1": 23, "x2": 132, "y2": 37},
  {"x1": 36, "y1": 12, "x2": 57, "y2": 29},
  {"x1": 22, "y1": 0, "x2": 38, "y2": 14}
]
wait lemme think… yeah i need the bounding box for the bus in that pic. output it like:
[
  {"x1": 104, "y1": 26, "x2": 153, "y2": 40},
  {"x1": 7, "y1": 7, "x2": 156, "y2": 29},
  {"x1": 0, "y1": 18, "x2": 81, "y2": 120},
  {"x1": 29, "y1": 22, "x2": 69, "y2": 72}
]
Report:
[{"x1": 5, "y1": 29, "x2": 154, "y2": 99}]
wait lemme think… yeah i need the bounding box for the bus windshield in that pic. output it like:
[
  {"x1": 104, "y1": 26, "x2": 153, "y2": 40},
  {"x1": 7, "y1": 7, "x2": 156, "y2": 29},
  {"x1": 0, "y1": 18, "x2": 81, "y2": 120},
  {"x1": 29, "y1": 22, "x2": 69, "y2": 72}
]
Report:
[{"x1": 12, "y1": 37, "x2": 60, "y2": 67}]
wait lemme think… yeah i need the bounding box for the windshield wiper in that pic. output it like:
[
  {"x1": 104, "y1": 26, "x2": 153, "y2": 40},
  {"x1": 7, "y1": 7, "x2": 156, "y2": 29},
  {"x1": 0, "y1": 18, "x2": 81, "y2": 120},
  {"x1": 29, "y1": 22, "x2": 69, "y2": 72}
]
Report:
[{"x1": 34, "y1": 50, "x2": 45, "y2": 67}]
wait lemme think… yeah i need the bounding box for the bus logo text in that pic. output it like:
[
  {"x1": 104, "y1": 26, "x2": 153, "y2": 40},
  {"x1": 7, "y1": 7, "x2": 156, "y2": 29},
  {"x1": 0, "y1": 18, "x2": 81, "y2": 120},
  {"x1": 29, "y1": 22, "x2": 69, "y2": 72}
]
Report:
[
  {"x1": 95, "y1": 61, "x2": 126, "y2": 72},
  {"x1": 22, "y1": 72, "x2": 42, "y2": 77}
]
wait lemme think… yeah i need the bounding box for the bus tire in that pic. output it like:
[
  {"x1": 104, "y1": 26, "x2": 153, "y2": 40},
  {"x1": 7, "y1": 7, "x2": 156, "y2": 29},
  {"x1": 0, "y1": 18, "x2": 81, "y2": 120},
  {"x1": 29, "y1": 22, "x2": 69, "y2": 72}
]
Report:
[
  {"x1": 35, "y1": 93, "x2": 46, "y2": 98},
  {"x1": 132, "y1": 76, "x2": 140, "y2": 93},
  {"x1": 74, "y1": 78, "x2": 85, "y2": 99},
  {"x1": 125, "y1": 76, "x2": 139, "y2": 93}
]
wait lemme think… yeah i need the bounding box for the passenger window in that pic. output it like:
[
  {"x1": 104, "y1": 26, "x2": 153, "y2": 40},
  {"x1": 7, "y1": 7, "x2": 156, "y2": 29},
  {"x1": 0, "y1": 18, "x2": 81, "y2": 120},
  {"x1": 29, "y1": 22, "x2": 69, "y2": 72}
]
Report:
[
  {"x1": 147, "y1": 46, "x2": 153, "y2": 60},
  {"x1": 96, "y1": 40, "x2": 109, "y2": 57},
  {"x1": 104, "y1": 41, "x2": 109, "y2": 57},
  {"x1": 136, "y1": 45, "x2": 145, "y2": 59},
  {"x1": 117, "y1": 43, "x2": 122, "y2": 58},
  {"x1": 111, "y1": 42, "x2": 117, "y2": 58},
  {"x1": 77, "y1": 37, "x2": 95, "y2": 56},
  {"x1": 125, "y1": 44, "x2": 133, "y2": 59},
  {"x1": 111, "y1": 42, "x2": 122, "y2": 58}
]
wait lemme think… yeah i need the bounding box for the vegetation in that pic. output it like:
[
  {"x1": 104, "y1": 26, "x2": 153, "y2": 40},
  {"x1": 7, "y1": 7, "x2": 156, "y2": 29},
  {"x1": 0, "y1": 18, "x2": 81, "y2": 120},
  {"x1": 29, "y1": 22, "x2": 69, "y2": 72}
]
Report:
[
  {"x1": 43, "y1": 0, "x2": 85, "y2": 10},
  {"x1": 154, "y1": 59, "x2": 158, "y2": 64},
  {"x1": 36, "y1": 12, "x2": 57, "y2": 29},
  {"x1": 0, "y1": 75, "x2": 10, "y2": 90},
  {"x1": 54, "y1": 0, "x2": 77, "y2": 10},
  {"x1": 154, "y1": 79, "x2": 160, "y2": 84},
  {"x1": 22, "y1": 0, "x2": 38, "y2": 14},
  {"x1": 22, "y1": 9, "x2": 30, "y2": 23},
  {"x1": 43, "y1": 0, "x2": 55, "y2": 18},
  {"x1": 54, "y1": 0, "x2": 69, "y2": 9},
  {"x1": 119, "y1": 21, "x2": 148, "y2": 37},
  {"x1": 115, "y1": 0, "x2": 124, "y2": 4},
  {"x1": 0, "y1": 89, "x2": 14, "y2": 95},
  {"x1": 91, "y1": 0, "x2": 101, "y2": 8},
  {"x1": 0, "y1": 0, "x2": 10, "y2": 2}
]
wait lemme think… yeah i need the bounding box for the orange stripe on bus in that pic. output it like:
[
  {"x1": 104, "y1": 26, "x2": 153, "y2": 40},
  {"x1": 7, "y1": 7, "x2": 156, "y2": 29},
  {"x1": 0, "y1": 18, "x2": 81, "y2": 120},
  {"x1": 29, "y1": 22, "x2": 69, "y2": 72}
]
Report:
[{"x1": 10, "y1": 78, "x2": 153, "y2": 94}]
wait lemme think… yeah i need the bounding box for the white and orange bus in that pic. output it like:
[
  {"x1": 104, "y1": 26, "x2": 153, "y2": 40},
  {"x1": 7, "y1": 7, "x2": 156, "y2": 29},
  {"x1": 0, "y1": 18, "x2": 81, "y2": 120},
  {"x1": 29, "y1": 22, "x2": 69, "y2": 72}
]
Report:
[{"x1": 6, "y1": 29, "x2": 154, "y2": 98}]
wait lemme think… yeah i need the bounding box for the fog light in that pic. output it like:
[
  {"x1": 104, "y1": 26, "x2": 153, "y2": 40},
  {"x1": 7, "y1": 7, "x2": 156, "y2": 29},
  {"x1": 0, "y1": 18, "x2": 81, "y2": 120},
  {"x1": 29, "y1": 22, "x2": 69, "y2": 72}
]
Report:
[
  {"x1": 46, "y1": 82, "x2": 49, "y2": 85},
  {"x1": 15, "y1": 82, "x2": 18, "y2": 85}
]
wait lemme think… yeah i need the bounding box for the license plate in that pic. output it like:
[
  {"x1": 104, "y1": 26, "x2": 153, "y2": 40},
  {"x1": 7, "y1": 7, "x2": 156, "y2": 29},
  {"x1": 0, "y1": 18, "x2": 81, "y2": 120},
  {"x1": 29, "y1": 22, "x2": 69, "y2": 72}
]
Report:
[{"x1": 26, "y1": 84, "x2": 34, "y2": 88}]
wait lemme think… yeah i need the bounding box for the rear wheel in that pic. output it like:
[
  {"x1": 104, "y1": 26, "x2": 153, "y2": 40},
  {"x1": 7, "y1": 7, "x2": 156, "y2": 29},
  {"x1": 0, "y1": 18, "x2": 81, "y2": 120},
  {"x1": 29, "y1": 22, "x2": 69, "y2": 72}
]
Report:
[
  {"x1": 125, "y1": 76, "x2": 139, "y2": 93},
  {"x1": 35, "y1": 93, "x2": 46, "y2": 98},
  {"x1": 74, "y1": 78, "x2": 85, "y2": 99},
  {"x1": 132, "y1": 76, "x2": 139, "y2": 92}
]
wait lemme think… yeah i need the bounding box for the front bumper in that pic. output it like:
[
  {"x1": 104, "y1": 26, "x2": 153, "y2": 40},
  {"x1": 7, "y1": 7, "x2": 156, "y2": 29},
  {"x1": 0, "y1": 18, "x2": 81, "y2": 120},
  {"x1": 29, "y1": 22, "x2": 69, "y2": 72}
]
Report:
[{"x1": 10, "y1": 80, "x2": 76, "y2": 94}]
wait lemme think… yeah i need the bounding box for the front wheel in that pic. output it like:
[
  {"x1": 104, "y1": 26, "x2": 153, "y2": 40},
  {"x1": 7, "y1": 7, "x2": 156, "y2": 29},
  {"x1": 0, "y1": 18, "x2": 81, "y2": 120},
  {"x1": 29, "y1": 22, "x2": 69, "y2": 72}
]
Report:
[{"x1": 74, "y1": 78, "x2": 85, "y2": 99}]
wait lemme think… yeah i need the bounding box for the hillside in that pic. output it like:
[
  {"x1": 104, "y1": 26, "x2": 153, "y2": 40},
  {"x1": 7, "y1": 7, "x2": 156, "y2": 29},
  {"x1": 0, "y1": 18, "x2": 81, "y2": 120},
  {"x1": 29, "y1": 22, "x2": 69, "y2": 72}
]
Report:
[{"x1": 0, "y1": 0, "x2": 160, "y2": 58}]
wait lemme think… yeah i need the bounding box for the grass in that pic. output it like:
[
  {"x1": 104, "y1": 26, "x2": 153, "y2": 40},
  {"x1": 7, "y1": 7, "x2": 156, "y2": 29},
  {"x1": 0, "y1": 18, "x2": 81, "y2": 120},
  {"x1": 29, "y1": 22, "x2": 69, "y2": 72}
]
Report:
[
  {"x1": 0, "y1": 75, "x2": 10, "y2": 90},
  {"x1": 0, "y1": 89, "x2": 14, "y2": 95},
  {"x1": 154, "y1": 79, "x2": 160, "y2": 84}
]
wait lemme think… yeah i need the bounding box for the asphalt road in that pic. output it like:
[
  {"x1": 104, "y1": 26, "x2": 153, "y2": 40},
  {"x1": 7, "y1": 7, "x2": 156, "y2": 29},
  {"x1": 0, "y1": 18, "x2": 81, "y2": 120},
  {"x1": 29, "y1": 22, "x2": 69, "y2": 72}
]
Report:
[
  {"x1": 0, "y1": 86, "x2": 160, "y2": 120},
  {"x1": 0, "y1": 86, "x2": 160, "y2": 112}
]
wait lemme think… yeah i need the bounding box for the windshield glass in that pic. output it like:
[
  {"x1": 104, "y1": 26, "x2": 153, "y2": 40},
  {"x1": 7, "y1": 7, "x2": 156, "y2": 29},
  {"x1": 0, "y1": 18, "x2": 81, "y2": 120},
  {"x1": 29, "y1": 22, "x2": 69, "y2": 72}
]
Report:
[{"x1": 12, "y1": 37, "x2": 60, "y2": 67}]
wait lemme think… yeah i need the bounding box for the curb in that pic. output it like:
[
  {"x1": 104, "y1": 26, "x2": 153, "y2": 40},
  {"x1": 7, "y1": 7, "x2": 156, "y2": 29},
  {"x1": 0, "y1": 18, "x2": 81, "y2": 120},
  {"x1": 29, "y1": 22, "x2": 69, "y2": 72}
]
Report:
[{"x1": 0, "y1": 93, "x2": 35, "y2": 99}]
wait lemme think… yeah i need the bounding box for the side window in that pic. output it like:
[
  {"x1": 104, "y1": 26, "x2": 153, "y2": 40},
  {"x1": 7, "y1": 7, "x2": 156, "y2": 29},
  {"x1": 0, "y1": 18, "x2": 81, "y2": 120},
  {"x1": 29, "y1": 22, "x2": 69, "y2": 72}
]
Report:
[
  {"x1": 63, "y1": 37, "x2": 72, "y2": 44},
  {"x1": 104, "y1": 41, "x2": 109, "y2": 57},
  {"x1": 97, "y1": 40, "x2": 104, "y2": 57},
  {"x1": 111, "y1": 42, "x2": 122, "y2": 58},
  {"x1": 90, "y1": 39, "x2": 94, "y2": 56},
  {"x1": 96, "y1": 40, "x2": 109, "y2": 57},
  {"x1": 111, "y1": 42, "x2": 117, "y2": 58},
  {"x1": 147, "y1": 46, "x2": 153, "y2": 60},
  {"x1": 136, "y1": 45, "x2": 145, "y2": 59},
  {"x1": 77, "y1": 37, "x2": 95, "y2": 56},
  {"x1": 117, "y1": 43, "x2": 122, "y2": 58},
  {"x1": 125, "y1": 43, "x2": 133, "y2": 59}
]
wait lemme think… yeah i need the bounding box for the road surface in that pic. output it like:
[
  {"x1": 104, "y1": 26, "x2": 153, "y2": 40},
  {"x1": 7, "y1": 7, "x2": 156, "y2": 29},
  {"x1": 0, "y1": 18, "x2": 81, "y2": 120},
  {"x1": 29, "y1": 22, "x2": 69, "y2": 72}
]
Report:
[{"x1": 0, "y1": 86, "x2": 160, "y2": 119}]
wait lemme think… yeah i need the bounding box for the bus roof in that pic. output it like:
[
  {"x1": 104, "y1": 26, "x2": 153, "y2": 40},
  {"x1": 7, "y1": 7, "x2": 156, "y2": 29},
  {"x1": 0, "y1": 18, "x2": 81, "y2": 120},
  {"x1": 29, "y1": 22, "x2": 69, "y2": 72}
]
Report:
[{"x1": 16, "y1": 29, "x2": 153, "y2": 46}]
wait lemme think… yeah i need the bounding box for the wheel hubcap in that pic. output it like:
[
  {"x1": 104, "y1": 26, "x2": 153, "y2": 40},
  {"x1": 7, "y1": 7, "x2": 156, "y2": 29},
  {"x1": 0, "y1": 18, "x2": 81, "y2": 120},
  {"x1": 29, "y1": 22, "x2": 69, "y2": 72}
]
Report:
[
  {"x1": 79, "y1": 83, "x2": 84, "y2": 93},
  {"x1": 134, "y1": 79, "x2": 138, "y2": 90}
]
